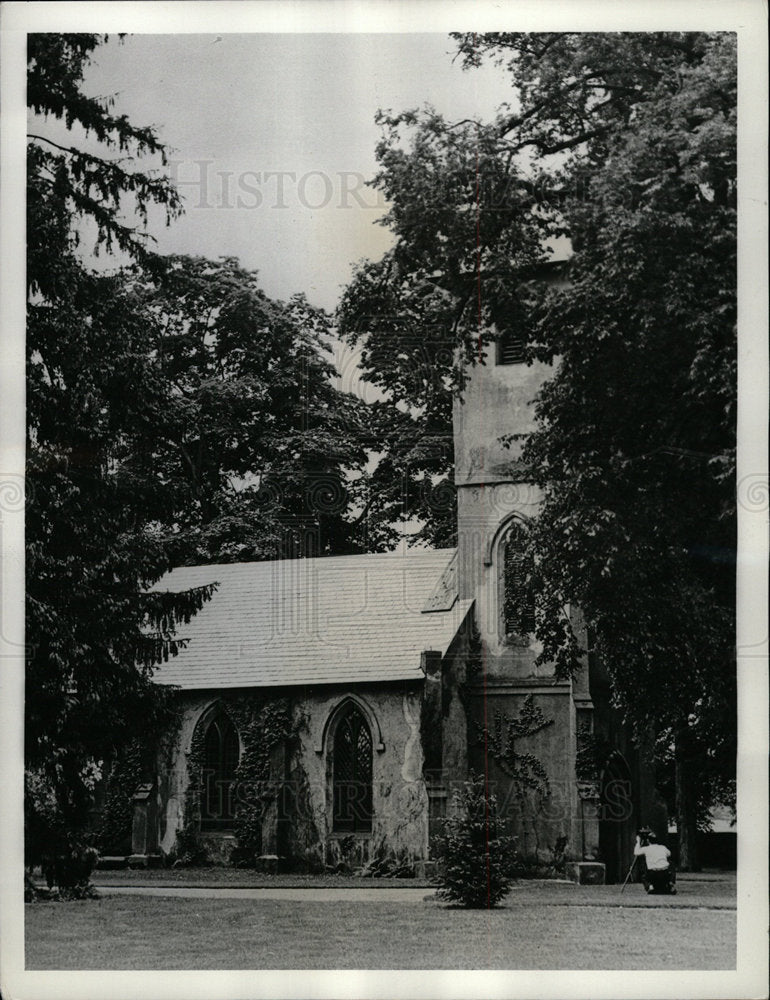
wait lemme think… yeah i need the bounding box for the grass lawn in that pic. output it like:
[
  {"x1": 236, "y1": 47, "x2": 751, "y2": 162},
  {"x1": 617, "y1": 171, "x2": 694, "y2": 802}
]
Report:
[{"x1": 26, "y1": 895, "x2": 735, "y2": 970}]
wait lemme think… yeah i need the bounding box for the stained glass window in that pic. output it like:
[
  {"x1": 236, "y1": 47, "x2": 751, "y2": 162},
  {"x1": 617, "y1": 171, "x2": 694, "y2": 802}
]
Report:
[
  {"x1": 332, "y1": 704, "x2": 373, "y2": 833},
  {"x1": 503, "y1": 523, "x2": 536, "y2": 636},
  {"x1": 201, "y1": 712, "x2": 240, "y2": 831}
]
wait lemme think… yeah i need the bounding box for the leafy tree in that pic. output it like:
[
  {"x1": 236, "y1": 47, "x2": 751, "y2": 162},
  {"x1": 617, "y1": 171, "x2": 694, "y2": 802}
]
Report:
[
  {"x1": 434, "y1": 774, "x2": 517, "y2": 908},
  {"x1": 25, "y1": 35, "x2": 396, "y2": 879},
  {"x1": 27, "y1": 34, "x2": 183, "y2": 289},
  {"x1": 338, "y1": 32, "x2": 736, "y2": 869},
  {"x1": 26, "y1": 34, "x2": 210, "y2": 881},
  {"x1": 122, "y1": 254, "x2": 379, "y2": 564},
  {"x1": 337, "y1": 105, "x2": 549, "y2": 549}
]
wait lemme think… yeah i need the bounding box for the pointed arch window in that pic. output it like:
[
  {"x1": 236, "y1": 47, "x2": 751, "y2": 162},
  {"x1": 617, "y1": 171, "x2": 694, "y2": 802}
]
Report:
[
  {"x1": 501, "y1": 520, "x2": 536, "y2": 637},
  {"x1": 201, "y1": 710, "x2": 240, "y2": 831},
  {"x1": 332, "y1": 704, "x2": 373, "y2": 833}
]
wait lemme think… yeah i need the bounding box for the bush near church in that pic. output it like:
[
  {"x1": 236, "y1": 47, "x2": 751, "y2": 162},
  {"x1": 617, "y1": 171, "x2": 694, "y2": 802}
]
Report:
[{"x1": 434, "y1": 774, "x2": 518, "y2": 908}]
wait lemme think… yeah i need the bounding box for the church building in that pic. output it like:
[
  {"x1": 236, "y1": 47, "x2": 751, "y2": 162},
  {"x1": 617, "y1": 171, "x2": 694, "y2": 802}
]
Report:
[{"x1": 136, "y1": 281, "x2": 665, "y2": 882}]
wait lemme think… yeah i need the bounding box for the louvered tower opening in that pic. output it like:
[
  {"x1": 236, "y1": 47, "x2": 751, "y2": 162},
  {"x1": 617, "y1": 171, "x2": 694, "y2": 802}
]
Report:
[{"x1": 497, "y1": 331, "x2": 526, "y2": 365}]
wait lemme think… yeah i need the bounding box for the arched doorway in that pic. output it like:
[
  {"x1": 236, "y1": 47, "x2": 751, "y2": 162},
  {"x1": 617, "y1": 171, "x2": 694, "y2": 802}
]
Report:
[{"x1": 599, "y1": 751, "x2": 635, "y2": 883}]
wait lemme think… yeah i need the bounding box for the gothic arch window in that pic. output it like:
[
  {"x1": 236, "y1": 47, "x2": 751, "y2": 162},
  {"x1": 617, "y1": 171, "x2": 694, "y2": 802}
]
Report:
[
  {"x1": 331, "y1": 702, "x2": 373, "y2": 833},
  {"x1": 200, "y1": 708, "x2": 240, "y2": 831},
  {"x1": 500, "y1": 519, "x2": 536, "y2": 638}
]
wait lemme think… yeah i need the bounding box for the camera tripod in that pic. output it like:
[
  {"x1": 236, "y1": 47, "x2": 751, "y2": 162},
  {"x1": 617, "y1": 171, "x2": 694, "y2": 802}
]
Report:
[
  {"x1": 620, "y1": 829, "x2": 650, "y2": 893},
  {"x1": 620, "y1": 855, "x2": 637, "y2": 893}
]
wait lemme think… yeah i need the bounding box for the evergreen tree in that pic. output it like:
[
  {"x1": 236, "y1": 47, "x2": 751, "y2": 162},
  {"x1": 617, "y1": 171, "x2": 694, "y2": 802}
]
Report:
[
  {"x1": 434, "y1": 774, "x2": 517, "y2": 908},
  {"x1": 26, "y1": 34, "x2": 208, "y2": 880},
  {"x1": 25, "y1": 35, "x2": 398, "y2": 880}
]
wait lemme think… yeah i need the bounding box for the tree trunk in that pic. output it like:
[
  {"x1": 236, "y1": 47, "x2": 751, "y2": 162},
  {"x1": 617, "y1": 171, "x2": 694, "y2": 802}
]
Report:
[{"x1": 674, "y1": 730, "x2": 700, "y2": 872}]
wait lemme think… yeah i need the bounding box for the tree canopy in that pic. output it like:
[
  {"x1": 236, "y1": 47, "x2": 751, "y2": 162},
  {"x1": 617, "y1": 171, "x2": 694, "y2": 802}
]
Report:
[
  {"x1": 26, "y1": 37, "x2": 212, "y2": 864},
  {"x1": 25, "y1": 35, "x2": 381, "y2": 871},
  {"x1": 123, "y1": 253, "x2": 377, "y2": 563},
  {"x1": 338, "y1": 32, "x2": 737, "y2": 865}
]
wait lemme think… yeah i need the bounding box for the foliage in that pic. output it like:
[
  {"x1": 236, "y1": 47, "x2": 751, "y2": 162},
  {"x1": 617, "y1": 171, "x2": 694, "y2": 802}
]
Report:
[
  {"x1": 476, "y1": 696, "x2": 554, "y2": 801},
  {"x1": 575, "y1": 723, "x2": 612, "y2": 783},
  {"x1": 93, "y1": 741, "x2": 144, "y2": 856},
  {"x1": 27, "y1": 33, "x2": 182, "y2": 273},
  {"x1": 230, "y1": 699, "x2": 294, "y2": 865},
  {"x1": 25, "y1": 768, "x2": 100, "y2": 898},
  {"x1": 173, "y1": 697, "x2": 295, "y2": 867},
  {"x1": 357, "y1": 846, "x2": 416, "y2": 879},
  {"x1": 24, "y1": 34, "x2": 388, "y2": 880},
  {"x1": 654, "y1": 725, "x2": 736, "y2": 834},
  {"x1": 339, "y1": 31, "x2": 737, "y2": 866},
  {"x1": 173, "y1": 710, "x2": 212, "y2": 866},
  {"x1": 336, "y1": 100, "x2": 548, "y2": 548},
  {"x1": 93, "y1": 707, "x2": 181, "y2": 856},
  {"x1": 171, "y1": 825, "x2": 213, "y2": 869},
  {"x1": 487, "y1": 32, "x2": 737, "y2": 869},
  {"x1": 122, "y1": 254, "x2": 378, "y2": 563},
  {"x1": 512, "y1": 834, "x2": 569, "y2": 879},
  {"x1": 434, "y1": 774, "x2": 517, "y2": 908},
  {"x1": 26, "y1": 34, "x2": 215, "y2": 880}
]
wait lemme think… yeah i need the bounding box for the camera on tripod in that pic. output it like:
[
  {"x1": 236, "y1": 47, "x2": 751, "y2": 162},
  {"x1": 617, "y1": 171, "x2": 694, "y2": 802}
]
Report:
[{"x1": 637, "y1": 826, "x2": 653, "y2": 846}]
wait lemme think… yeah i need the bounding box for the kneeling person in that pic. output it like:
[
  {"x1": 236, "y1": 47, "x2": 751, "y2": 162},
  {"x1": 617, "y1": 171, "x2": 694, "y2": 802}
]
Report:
[{"x1": 634, "y1": 830, "x2": 676, "y2": 894}]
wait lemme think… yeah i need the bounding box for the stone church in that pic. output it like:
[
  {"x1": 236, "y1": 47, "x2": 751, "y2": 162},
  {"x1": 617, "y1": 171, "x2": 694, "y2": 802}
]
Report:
[{"x1": 135, "y1": 276, "x2": 665, "y2": 882}]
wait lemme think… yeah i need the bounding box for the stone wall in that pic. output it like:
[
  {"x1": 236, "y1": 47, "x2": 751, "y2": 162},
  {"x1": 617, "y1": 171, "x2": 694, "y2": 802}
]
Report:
[
  {"x1": 464, "y1": 680, "x2": 581, "y2": 863},
  {"x1": 451, "y1": 327, "x2": 600, "y2": 867},
  {"x1": 156, "y1": 681, "x2": 432, "y2": 869}
]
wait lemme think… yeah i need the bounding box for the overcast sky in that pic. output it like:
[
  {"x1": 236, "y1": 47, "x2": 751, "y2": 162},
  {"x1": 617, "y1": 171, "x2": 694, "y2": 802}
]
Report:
[{"x1": 66, "y1": 33, "x2": 509, "y2": 313}]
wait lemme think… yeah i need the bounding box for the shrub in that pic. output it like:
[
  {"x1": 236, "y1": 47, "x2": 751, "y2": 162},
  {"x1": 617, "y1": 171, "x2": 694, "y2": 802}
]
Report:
[
  {"x1": 357, "y1": 845, "x2": 416, "y2": 878},
  {"x1": 171, "y1": 825, "x2": 212, "y2": 867},
  {"x1": 25, "y1": 768, "x2": 100, "y2": 899},
  {"x1": 434, "y1": 774, "x2": 517, "y2": 908}
]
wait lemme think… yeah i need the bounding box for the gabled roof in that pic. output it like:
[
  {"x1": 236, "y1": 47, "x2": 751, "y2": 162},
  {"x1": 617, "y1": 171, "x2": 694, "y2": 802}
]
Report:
[{"x1": 151, "y1": 549, "x2": 472, "y2": 690}]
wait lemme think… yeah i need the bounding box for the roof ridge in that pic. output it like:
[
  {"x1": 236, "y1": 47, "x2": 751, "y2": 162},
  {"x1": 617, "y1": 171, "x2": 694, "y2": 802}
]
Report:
[{"x1": 164, "y1": 547, "x2": 457, "y2": 574}]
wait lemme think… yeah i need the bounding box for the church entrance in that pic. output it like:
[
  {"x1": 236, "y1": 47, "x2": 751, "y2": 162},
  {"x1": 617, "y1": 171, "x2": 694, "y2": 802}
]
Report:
[{"x1": 599, "y1": 751, "x2": 635, "y2": 883}]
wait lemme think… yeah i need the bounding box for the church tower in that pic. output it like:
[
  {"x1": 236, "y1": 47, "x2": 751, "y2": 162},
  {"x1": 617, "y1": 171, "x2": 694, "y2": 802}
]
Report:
[{"x1": 452, "y1": 262, "x2": 658, "y2": 882}]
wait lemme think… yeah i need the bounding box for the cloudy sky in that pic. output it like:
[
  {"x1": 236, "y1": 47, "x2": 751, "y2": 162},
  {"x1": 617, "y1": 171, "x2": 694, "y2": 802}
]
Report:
[{"x1": 66, "y1": 33, "x2": 508, "y2": 313}]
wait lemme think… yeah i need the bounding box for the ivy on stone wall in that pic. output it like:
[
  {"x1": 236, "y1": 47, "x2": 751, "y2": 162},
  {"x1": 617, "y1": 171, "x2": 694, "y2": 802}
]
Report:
[
  {"x1": 94, "y1": 740, "x2": 144, "y2": 855},
  {"x1": 575, "y1": 722, "x2": 612, "y2": 783},
  {"x1": 230, "y1": 697, "x2": 293, "y2": 863},
  {"x1": 175, "y1": 710, "x2": 212, "y2": 865},
  {"x1": 175, "y1": 695, "x2": 296, "y2": 866},
  {"x1": 475, "y1": 695, "x2": 554, "y2": 800},
  {"x1": 94, "y1": 698, "x2": 181, "y2": 857}
]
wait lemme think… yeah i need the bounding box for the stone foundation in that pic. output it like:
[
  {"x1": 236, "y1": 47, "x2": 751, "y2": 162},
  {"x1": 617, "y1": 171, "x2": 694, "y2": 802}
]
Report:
[{"x1": 566, "y1": 861, "x2": 606, "y2": 885}]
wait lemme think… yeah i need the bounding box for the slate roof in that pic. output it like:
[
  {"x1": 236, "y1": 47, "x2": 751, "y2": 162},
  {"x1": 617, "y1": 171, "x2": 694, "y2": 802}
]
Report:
[{"x1": 151, "y1": 549, "x2": 472, "y2": 690}]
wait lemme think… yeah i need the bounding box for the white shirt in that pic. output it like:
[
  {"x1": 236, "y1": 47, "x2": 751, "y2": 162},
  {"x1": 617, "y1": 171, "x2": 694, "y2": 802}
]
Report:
[{"x1": 634, "y1": 842, "x2": 671, "y2": 871}]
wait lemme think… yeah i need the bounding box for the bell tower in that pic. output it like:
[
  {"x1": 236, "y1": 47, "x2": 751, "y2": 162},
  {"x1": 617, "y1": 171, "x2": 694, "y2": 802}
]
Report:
[
  {"x1": 451, "y1": 261, "x2": 611, "y2": 878},
  {"x1": 453, "y1": 262, "x2": 569, "y2": 667},
  {"x1": 453, "y1": 334, "x2": 551, "y2": 661},
  {"x1": 450, "y1": 260, "x2": 666, "y2": 881}
]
